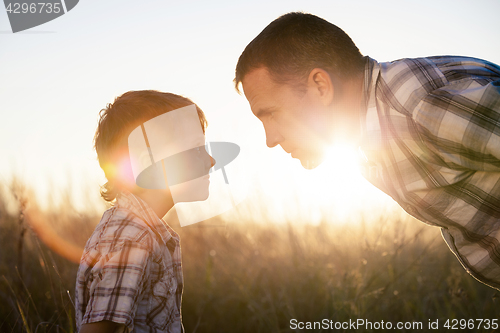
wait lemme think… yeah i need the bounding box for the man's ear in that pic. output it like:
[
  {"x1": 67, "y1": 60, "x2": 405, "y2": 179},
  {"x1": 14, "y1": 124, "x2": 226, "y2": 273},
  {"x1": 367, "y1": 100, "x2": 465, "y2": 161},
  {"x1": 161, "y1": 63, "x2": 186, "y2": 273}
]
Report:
[{"x1": 307, "y1": 68, "x2": 334, "y2": 106}]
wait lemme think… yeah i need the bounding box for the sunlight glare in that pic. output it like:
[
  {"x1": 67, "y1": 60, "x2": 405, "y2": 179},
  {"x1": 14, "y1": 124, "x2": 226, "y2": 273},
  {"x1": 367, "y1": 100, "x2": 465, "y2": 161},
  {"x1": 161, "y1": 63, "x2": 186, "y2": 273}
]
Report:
[{"x1": 281, "y1": 143, "x2": 367, "y2": 223}]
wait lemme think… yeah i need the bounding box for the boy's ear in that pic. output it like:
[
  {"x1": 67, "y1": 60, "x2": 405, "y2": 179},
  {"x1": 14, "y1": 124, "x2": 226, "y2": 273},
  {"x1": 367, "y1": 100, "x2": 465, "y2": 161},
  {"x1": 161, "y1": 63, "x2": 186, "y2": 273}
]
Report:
[
  {"x1": 108, "y1": 146, "x2": 136, "y2": 190},
  {"x1": 307, "y1": 68, "x2": 334, "y2": 106}
]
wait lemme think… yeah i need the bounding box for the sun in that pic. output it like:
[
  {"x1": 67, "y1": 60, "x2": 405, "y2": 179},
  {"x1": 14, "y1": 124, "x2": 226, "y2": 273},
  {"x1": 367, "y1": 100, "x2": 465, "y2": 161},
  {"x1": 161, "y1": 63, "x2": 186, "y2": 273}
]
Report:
[
  {"x1": 274, "y1": 142, "x2": 367, "y2": 222},
  {"x1": 322, "y1": 143, "x2": 361, "y2": 178},
  {"x1": 240, "y1": 141, "x2": 393, "y2": 225}
]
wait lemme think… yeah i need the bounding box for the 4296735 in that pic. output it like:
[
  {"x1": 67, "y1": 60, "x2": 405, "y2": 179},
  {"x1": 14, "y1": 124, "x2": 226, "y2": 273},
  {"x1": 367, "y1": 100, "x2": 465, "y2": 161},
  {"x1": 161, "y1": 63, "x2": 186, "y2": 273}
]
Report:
[
  {"x1": 6, "y1": 2, "x2": 62, "y2": 14},
  {"x1": 444, "y1": 319, "x2": 498, "y2": 330}
]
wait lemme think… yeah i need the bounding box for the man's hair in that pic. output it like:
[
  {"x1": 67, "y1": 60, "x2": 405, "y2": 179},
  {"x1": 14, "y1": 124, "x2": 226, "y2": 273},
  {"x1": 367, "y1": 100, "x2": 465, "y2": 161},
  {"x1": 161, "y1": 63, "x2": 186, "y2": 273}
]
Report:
[
  {"x1": 94, "y1": 90, "x2": 207, "y2": 202},
  {"x1": 234, "y1": 12, "x2": 365, "y2": 92}
]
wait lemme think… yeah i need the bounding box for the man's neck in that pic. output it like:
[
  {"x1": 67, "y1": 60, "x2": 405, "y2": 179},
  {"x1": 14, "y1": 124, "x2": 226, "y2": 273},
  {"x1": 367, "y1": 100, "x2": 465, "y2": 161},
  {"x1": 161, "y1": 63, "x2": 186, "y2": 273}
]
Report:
[{"x1": 330, "y1": 72, "x2": 364, "y2": 146}]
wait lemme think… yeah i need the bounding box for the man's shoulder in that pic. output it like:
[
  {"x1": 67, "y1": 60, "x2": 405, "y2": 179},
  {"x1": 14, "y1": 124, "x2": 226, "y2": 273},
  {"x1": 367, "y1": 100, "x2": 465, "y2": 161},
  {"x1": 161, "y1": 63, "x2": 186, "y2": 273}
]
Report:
[
  {"x1": 379, "y1": 57, "x2": 446, "y2": 90},
  {"x1": 374, "y1": 57, "x2": 443, "y2": 116},
  {"x1": 379, "y1": 56, "x2": 500, "y2": 88},
  {"x1": 374, "y1": 56, "x2": 499, "y2": 116}
]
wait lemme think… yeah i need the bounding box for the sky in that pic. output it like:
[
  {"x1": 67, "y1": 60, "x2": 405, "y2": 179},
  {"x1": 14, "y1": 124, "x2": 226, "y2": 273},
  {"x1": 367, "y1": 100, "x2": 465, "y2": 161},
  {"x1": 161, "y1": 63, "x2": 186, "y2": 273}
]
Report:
[{"x1": 1, "y1": 0, "x2": 499, "y2": 223}]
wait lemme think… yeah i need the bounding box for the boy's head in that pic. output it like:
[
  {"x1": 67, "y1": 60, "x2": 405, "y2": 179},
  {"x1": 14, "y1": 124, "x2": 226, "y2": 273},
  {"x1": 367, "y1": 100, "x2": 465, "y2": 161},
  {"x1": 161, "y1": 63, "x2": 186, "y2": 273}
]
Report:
[{"x1": 94, "y1": 90, "x2": 208, "y2": 202}]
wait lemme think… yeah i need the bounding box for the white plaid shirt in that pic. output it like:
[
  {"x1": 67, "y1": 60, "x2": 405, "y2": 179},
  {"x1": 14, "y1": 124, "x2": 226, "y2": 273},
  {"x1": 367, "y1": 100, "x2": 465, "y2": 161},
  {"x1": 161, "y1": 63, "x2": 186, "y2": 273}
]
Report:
[
  {"x1": 359, "y1": 56, "x2": 500, "y2": 289},
  {"x1": 75, "y1": 192, "x2": 183, "y2": 332}
]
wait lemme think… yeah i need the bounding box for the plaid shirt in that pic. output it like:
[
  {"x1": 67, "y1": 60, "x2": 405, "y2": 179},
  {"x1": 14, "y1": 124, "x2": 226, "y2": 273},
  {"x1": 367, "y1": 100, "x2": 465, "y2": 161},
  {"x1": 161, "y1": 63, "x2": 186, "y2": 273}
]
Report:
[
  {"x1": 75, "y1": 192, "x2": 183, "y2": 332},
  {"x1": 359, "y1": 56, "x2": 500, "y2": 289}
]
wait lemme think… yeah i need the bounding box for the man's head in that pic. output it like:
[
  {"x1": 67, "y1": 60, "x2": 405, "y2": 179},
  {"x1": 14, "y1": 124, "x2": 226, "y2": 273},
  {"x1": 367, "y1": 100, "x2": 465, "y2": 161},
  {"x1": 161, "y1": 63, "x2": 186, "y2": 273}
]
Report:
[
  {"x1": 234, "y1": 12, "x2": 365, "y2": 168},
  {"x1": 94, "y1": 90, "x2": 208, "y2": 202}
]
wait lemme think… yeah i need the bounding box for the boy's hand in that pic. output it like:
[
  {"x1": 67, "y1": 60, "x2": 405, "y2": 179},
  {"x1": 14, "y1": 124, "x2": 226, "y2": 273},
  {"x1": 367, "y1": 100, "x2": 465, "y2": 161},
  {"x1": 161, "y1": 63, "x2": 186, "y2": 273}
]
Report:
[{"x1": 24, "y1": 205, "x2": 83, "y2": 263}]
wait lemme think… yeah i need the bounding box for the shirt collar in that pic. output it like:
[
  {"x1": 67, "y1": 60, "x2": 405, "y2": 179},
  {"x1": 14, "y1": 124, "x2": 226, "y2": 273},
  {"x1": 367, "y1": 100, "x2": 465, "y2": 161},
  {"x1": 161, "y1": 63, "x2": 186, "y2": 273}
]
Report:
[
  {"x1": 115, "y1": 191, "x2": 180, "y2": 249},
  {"x1": 359, "y1": 57, "x2": 382, "y2": 152}
]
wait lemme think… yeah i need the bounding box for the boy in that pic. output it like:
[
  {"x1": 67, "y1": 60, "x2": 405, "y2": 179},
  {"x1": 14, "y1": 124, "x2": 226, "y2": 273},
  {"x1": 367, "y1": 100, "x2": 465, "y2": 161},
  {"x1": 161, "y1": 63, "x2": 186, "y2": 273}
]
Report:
[{"x1": 76, "y1": 90, "x2": 214, "y2": 332}]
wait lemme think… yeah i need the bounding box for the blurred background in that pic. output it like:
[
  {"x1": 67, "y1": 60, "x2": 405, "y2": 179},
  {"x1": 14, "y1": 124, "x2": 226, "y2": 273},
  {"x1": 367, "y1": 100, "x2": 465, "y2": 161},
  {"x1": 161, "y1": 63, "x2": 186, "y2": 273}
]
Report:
[{"x1": 1, "y1": 0, "x2": 499, "y2": 332}]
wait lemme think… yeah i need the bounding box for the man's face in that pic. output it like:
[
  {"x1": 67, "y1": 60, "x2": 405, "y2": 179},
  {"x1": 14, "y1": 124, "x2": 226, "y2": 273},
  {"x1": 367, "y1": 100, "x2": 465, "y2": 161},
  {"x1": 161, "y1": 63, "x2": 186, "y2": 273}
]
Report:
[{"x1": 242, "y1": 67, "x2": 331, "y2": 169}]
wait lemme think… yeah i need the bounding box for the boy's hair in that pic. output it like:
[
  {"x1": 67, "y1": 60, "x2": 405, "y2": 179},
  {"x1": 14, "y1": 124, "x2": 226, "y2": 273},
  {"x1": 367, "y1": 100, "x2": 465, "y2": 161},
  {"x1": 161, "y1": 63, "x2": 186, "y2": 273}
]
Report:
[
  {"x1": 94, "y1": 90, "x2": 208, "y2": 202},
  {"x1": 234, "y1": 12, "x2": 365, "y2": 93}
]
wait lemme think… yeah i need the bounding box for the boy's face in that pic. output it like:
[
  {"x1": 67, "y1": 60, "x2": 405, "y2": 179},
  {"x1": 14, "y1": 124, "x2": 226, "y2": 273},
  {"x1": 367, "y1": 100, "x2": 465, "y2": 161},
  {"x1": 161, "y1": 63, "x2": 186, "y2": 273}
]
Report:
[
  {"x1": 128, "y1": 104, "x2": 214, "y2": 203},
  {"x1": 165, "y1": 132, "x2": 214, "y2": 202}
]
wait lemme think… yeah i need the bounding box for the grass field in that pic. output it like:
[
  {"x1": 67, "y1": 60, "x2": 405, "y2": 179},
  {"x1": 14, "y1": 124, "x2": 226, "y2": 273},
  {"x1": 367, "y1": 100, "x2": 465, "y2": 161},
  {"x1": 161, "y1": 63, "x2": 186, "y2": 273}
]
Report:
[{"x1": 1, "y1": 181, "x2": 499, "y2": 333}]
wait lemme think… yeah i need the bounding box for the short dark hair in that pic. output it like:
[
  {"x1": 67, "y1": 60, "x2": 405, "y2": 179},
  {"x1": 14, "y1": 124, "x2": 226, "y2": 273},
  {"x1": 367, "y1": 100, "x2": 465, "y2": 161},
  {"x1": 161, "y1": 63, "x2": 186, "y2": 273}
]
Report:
[
  {"x1": 234, "y1": 12, "x2": 365, "y2": 92},
  {"x1": 94, "y1": 90, "x2": 207, "y2": 202}
]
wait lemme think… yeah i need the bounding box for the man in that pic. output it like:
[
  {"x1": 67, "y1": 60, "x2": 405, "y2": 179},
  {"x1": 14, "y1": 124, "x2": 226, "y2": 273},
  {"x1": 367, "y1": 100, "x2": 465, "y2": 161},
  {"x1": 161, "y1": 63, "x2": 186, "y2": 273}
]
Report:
[{"x1": 234, "y1": 12, "x2": 500, "y2": 290}]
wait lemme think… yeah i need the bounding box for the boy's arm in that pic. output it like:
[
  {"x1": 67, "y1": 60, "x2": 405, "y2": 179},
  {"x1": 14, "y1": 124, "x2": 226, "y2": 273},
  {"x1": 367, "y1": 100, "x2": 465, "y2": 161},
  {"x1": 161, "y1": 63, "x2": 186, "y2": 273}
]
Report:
[
  {"x1": 77, "y1": 238, "x2": 152, "y2": 331},
  {"x1": 79, "y1": 320, "x2": 126, "y2": 333}
]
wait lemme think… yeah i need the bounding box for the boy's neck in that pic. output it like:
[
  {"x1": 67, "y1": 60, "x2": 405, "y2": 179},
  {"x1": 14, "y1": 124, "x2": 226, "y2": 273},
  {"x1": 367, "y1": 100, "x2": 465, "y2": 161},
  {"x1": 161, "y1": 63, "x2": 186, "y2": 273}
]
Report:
[{"x1": 133, "y1": 189, "x2": 175, "y2": 219}]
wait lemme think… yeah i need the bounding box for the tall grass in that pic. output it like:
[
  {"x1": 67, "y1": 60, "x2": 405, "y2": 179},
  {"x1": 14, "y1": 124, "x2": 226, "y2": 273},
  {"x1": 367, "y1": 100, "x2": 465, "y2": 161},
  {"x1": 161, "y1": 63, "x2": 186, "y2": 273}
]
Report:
[{"x1": 0, "y1": 180, "x2": 498, "y2": 332}]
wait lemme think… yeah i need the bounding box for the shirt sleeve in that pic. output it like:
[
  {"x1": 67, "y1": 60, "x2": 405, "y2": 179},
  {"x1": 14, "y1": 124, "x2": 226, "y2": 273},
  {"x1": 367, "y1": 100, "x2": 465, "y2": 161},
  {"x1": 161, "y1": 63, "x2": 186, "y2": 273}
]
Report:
[
  {"x1": 413, "y1": 76, "x2": 500, "y2": 172},
  {"x1": 80, "y1": 240, "x2": 151, "y2": 331}
]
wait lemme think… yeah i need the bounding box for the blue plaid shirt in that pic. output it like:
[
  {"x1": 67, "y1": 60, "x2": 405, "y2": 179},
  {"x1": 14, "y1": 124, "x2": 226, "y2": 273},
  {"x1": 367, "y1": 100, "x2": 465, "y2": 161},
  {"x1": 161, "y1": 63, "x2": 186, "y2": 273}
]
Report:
[{"x1": 359, "y1": 56, "x2": 500, "y2": 289}]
